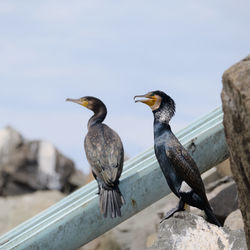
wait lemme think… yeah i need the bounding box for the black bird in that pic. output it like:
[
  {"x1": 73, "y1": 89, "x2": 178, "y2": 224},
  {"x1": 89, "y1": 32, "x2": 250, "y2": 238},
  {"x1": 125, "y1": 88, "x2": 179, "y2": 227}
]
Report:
[
  {"x1": 66, "y1": 96, "x2": 125, "y2": 218},
  {"x1": 134, "y1": 90, "x2": 221, "y2": 226}
]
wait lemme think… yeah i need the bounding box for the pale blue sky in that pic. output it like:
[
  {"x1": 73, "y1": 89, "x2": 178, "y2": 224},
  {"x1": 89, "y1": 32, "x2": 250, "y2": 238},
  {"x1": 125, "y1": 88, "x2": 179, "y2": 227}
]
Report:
[{"x1": 1, "y1": 1, "x2": 249, "y2": 172}]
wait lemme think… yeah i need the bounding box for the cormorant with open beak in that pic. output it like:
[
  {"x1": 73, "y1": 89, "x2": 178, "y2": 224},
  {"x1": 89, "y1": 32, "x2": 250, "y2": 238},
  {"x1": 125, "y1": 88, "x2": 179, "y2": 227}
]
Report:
[
  {"x1": 134, "y1": 90, "x2": 221, "y2": 226},
  {"x1": 66, "y1": 96, "x2": 125, "y2": 218}
]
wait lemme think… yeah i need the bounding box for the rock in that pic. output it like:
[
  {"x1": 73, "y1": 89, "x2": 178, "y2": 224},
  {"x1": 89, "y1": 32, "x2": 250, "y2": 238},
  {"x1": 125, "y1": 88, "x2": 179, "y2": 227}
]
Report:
[
  {"x1": 83, "y1": 172, "x2": 240, "y2": 250},
  {"x1": 222, "y1": 54, "x2": 250, "y2": 247},
  {"x1": 85, "y1": 172, "x2": 238, "y2": 250},
  {"x1": 148, "y1": 212, "x2": 247, "y2": 250},
  {"x1": 0, "y1": 126, "x2": 86, "y2": 196},
  {"x1": 0, "y1": 127, "x2": 23, "y2": 166},
  {"x1": 224, "y1": 209, "x2": 244, "y2": 231},
  {"x1": 207, "y1": 178, "x2": 238, "y2": 224},
  {"x1": 201, "y1": 167, "x2": 220, "y2": 186},
  {"x1": 205, "y1": 176, "x2": 232, "y2": 192},
  {"x1": 80, "y1": 232, "x2": 121, "y2": 250},
  {"x1": 84, "y1": 193, "x2": 178, "y2": 250},
  {"x1": 190, "y1": 177, "x2": 238, "y2": 225},
  {"x1": 216, "y1": 159, "x2": 232, "y2": 177},
  {"x1": 0, "y1": 190, "x2": 65, "y2": 235},
  {"x1": 146, "y1": 233, "x2": 157, "y2": 249},
  {"x1": 68, "y1": 169, "x2": 86, "y2": 191}
]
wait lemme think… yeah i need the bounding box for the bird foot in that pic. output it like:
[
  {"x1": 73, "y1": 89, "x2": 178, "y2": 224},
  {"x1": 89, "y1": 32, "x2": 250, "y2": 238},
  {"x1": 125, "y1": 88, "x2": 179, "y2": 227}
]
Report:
[{"x1": 160, "y1": 207, "x2": 183, "y2": 223}]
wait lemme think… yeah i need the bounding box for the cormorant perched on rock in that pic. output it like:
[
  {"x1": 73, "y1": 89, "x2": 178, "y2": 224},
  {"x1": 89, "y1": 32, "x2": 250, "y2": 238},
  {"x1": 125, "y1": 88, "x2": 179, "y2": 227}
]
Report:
[
  {"x1": 66, "y1": 96, "x2": 125, "y2": 218},
  {"x1": 134, "y1": 90, "x2": 221, "y2": 226}
]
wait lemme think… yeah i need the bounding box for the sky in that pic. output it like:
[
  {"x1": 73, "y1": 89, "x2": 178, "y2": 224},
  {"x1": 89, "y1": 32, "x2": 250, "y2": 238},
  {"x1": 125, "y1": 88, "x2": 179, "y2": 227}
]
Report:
[{"x1": 0, "y1": 1, "x2": 249, "y2": 173}]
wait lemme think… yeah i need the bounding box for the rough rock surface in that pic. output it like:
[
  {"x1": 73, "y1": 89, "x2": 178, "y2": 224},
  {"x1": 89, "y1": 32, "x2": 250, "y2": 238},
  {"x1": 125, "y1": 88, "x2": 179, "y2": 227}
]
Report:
[
  {"x1": 189, "y1": 177, "x2": 238, "y2": 225},
  {"x1": 0, "y1": 126, "x2": 85, "y2": 196},
  {"x1": 148, "y1": 212, "x2": 247, "y2": 250},
  {"x1": 224, "y1": 209, "x2": 244, "y2": 231},
  {"x1": 216, "y1": 159, "x2": 232, "y2": 177},
  {"x1": 207, "y1": 178, "x2": 238, "y2": 224},
  {"x1": 0, "y1": 126, "x2": 23, "y2": 166},
  {"x1": 81, "y1": 232, "x2": 121, "y2": 250},
  {"x1": 0, "y1": 190, "x2": 65, "y2": 235},
  {"x1": 82, "y1": 193, "x2": 178, "y2": 250},
  {"x1": 82, "y1": 173, "x2": 238, "y2": 250},
  {"x1": 221, "y1": 55, "x2": 250, "y2": 247}
]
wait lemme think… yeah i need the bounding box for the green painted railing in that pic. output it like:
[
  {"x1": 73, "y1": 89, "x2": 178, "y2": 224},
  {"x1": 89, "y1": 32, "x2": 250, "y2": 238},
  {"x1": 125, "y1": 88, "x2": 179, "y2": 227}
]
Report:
[{"x1": 0, "y1": 107, "x2": 228, "y2": 250}]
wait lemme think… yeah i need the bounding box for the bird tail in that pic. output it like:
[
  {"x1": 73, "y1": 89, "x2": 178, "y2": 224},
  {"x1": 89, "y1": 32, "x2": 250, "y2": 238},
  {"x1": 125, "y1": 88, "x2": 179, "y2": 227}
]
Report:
[
  {"x1": 204, "y1": 207, "x2": 221, "y2": 227},
  {"x1": 100, "y1": 185, "x2": 125, "y2": 218}
]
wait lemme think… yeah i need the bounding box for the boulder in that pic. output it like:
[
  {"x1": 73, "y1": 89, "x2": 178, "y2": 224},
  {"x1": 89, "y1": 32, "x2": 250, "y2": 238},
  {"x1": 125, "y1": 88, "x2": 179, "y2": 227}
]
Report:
[
  {"x1": 201, "y1": 167, "x2": 220, "y2": 186},
  {"x1": 0, "y1": 126, "x2": 23, "y2": 166},
  {"x1": 148, "y1": 212, "x2": 247, "y2": 250},
  {"x1": 0, "y1": 126, "x2": 86, "y2": 196},
  {"x1": 81, "y1": 232, "x2": 121, "y2": 250},
  {"x1": 216, "y1": 159, "x2": 232, "y2": 177},
  {"x1": 224, "y1": 209, "x2": 244, "y2": 231},
  {"x1": 82, "y1": 173, "x2": 239, "y2": 250},
  {"x1": 68, "y1": 169, "x2": 87, "y2": 191},
  {"x1": 180, "y1": 176, "x2": 238, "y2": 226},
  {"x1": 83, "y1": 193, "x2": 178, "y2": 250},
  {"x1": 206, "y1": 178, "x2": 238, "y2": 224},
  {"x1": 222, "y1": 54, "x2": 250, "y2": 246}
]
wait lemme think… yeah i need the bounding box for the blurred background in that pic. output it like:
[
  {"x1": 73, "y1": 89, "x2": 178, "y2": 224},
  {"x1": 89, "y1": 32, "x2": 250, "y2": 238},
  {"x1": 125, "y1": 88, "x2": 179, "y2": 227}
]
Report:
[{"x1": 1, "y1": 0, "x2": 250, "y2": 173}]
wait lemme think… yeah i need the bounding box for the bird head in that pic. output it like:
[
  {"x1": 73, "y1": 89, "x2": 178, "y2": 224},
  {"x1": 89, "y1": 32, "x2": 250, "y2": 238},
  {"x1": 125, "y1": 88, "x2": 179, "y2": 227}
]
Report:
[
  {"x1": 134, "y1": 90, "x2": 175, "y2": 123},
  {"x1": 66, "y1": 96, "x2": 106, "y2": 114}
]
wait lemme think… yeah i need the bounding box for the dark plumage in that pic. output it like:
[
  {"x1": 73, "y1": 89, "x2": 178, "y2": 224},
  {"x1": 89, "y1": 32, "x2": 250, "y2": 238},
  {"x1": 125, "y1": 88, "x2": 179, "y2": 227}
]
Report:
[
  {"x1": 66, "y1": 96, "x2": 125, "y2": 218},
  {"x1": 134, "y1": 90, "x2": 221, "y2": 226}
]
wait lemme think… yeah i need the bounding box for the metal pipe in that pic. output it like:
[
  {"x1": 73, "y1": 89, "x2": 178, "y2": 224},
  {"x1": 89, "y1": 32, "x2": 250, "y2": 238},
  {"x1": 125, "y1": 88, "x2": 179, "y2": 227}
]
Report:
[{"x1": 0, "y1": 107, "x2": 228, "y2": 250}]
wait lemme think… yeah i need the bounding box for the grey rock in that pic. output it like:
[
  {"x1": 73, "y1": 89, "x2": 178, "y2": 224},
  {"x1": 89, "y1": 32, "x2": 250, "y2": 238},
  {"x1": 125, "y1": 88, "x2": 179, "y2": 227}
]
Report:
[
  {"x1": 0, "y1": 127, "x2": 23, "y2": 166},
  {"x1": 83, "y1": 193, "x2": 178, "y2": 250},
  {"x1": 207, "y1": 178, "x2": 238, "y2": 224},
  {"x1": 83, "y1": 171, "x2": 240, "y2": 250},
  {"x1": 0, "y1": 127, "x2": 85, "y2": 196},
  {"x1": 80, "y1": 232, "x2": 121, "y2": 250},
  {"x1": 201, "y1": 167, "x2": 220, "y2": 186},
  {"x1": 206, "y1": 176, "x2": 232, "y2": 192},
  {"x1": 224, "y1": 209, "x2": 244, "y2": 231},
  {"x1": 148, "y1": 212, "x2": 247, "y2": 250},
  {"x1": 68, "y1": 169, "x2": 87, "y2": 190},
  {"x1": 222, "y1": 54, "x2": 250, "y2": 247},
  {"x1": 190, "y1": 177, "x2": 238, "y2": 224}
]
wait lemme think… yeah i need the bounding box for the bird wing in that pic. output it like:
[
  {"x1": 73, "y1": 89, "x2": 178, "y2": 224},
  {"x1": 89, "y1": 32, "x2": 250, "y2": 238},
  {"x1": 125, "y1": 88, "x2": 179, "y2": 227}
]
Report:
[
  {"x1": 166, "y1": 142, "x2": 207, "y2": 199},
  {"x1": 84, "y1": 124, "x2": 124, "y2": 187}
]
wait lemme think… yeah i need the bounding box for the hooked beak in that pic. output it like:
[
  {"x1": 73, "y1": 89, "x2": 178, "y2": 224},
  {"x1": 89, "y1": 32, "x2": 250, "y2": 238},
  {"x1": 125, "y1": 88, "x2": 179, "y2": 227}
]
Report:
[
  {"x1": 134, "y1": 94, "x2": 148, "y2": 103},
  {"x1": 66, "y1": 98, "x2": 88, "y2": 107},
  {"x1": 134, "y1": 93, "x2": 157, "y2": 107}
]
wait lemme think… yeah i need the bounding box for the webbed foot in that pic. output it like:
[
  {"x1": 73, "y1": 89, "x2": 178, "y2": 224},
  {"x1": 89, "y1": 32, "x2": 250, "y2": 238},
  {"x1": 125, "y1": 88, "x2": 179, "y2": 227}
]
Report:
[
  {"x1": 160, "y1": 207, "x2": 183, "y2": 223},
  {"x1": 160, "y1": 199, "x2": 185, "y2": 223}
]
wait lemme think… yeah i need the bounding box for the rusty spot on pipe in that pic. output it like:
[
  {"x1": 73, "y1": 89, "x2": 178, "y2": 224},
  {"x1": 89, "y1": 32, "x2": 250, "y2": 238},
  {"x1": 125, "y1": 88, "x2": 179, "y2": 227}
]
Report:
[
  {"x1": 131, "y1": 199, "x2": 137, "y2": 207},
  {"x1": 131, "y1": 199, "x2": 137, "y2": 208}
]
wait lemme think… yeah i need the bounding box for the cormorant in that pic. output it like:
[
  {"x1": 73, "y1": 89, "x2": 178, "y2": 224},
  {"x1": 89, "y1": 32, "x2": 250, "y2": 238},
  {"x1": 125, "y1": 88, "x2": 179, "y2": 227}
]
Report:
[
  {"x1": 134, "y1": 90, "x2": 221, "y2": 226},
  {"x1": 66, "y1": 96, "x2": 125, "y2": 218}
]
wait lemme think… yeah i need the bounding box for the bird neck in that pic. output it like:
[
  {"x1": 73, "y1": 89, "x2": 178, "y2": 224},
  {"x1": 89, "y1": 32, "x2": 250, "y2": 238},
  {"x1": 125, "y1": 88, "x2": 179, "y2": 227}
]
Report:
[
  {"x1": 153, "y1": 118, "x2": 171, "y2": 138},
  {"x1": 87, "y1": 106, "x2": 107, "y2": 129},
  {"x1": 153, "y1": 104, "x2": 173, "y2": 124}
]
